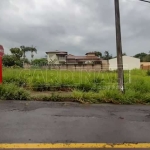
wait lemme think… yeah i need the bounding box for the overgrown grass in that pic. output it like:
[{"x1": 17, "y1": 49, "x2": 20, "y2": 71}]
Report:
[
  {"x1": 2, "y1": 68, "x2": 150, "y2": 104},
  {"x1": 0, "y1": 83, "x2": 29, "y2": 100}
]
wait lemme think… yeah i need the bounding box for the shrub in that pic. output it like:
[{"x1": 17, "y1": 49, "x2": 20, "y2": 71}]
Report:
[
  {"x1": 147, "y1": 70, "x2": 150, "y2": 76},
  {"x1": 0, "y1": 83, "x2": 30, "y2": 100}
]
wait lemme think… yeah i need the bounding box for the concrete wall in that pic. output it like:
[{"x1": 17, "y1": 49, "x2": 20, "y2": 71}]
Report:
[
  {"x1": 141, "y1": 62, "x2": 150, "y2": 70},
  {"x1": 47, "y1": 53, "x2": 59, "y2": 64},
  {"x1": 109, "y1": 56, "x2": 140, "y2": 70},
  {"x1": 24, "y1": 60, "x2": 109, "y2": 71},
  {"x1": 141, "y1": 62, "x2": 150, "y2": 66}
]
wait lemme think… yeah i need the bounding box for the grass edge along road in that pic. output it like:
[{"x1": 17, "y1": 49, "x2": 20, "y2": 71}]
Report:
[
  {"x1": 1, "y1": 68, "x2": 150, "y2": 104},
  {"x1": 0, "y1": 143, "x2": 150, "y2": 149}
]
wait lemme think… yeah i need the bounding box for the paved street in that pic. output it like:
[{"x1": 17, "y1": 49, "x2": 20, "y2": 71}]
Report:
[{"x1": 0, "y1": 101, "x2": 150, "y2": 143}]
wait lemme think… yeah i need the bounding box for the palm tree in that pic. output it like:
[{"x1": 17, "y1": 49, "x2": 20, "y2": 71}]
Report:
[
  {"x1": 20, "y1": 46, "x2": 29, "y2": 66},
  {"x1": 30, "y1": 46, "x2": 37, "y2": 62},
  {"x1": 104, "y1": 51, "x2": 109, "y2": 59},
  {"x1": 104, "y1": 51, "x2": 109, "y2": 68}
]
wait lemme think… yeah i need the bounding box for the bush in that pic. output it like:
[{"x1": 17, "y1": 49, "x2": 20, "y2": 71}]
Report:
[
  {"x1": 0, "y1": 83, "x2": 30, "y2": 100},
  {"x1": 147, "y1": 70, "x2": 150, "y2": 76}
]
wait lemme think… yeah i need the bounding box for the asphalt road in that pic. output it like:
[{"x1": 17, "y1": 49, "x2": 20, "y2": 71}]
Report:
[{"x1": 0, "y1": 101, "x2": 150, "y2": 143}]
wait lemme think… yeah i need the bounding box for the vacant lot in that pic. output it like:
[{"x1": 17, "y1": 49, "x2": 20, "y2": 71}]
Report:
[{"x1": 1, "y1": 68, "x2": 150, "y2": 104}]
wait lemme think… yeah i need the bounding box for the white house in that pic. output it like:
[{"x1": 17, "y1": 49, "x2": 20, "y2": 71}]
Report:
[
  {"x1": 109, "y1": 56, "x2": 140, "y2": 70},
  {"x1": 46, "y1": 50, "x2": 68, "y2": 64}
]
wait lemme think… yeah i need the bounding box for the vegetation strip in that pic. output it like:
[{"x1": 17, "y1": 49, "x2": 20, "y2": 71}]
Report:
[
  {"x1": 1, "y1": 68, "x2": 150, "y2": 104},
  {"x1": 0, "y1": 143, "x2": 150, "y2": 148}
]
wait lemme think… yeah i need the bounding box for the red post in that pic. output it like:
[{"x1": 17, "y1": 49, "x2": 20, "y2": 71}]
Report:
[
  {"x1": 0, "y1": 57, "x2": 2, "y2": 83},
  {"x1": 0, "y1": 45, "x2": 4, "y2": 84}
]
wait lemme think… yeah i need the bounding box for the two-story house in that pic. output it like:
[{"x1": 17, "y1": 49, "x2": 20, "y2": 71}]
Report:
[{"x1": 46, "y1": 50, "x2": 68, "y2": 64}]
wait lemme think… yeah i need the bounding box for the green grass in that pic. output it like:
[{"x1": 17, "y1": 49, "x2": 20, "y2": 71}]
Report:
[{"x1": 1, "y1": 68, "x2": 150, "y2": 104}]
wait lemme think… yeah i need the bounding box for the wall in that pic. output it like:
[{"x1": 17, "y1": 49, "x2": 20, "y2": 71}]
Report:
[
  {"x1": 109, "y1": 56, "x2": 140, "y2": 70},
  {"x1": 141, "y1": 62, "x2": 150, "y2": 70},
  {"x1": 47, "y1": 53, "x2": 59, "y2": 64},
  {"x1": 24, "y1": 61, "x2": 109, "y2": 71}
]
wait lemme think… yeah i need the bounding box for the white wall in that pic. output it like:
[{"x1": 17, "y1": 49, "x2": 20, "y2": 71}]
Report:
[
  {"x1": 47, "y1": 53, "x2": 59, "y2": 64},
  {"x1": 109, "y1": 56, "x2": 140, "y2": 70}
]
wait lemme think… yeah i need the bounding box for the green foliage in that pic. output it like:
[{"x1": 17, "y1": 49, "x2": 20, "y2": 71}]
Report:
[
  {"x1": 133, "y1": 52, "x2": 149, "y2": 62},
  {"x1": 0, "y1": 83, "x2": 30, "y2": 100},
  {"x1": 3, "y1": 46, "x2": 30, "y2": 67},
  {"x1": 3, "y1": 55, "x2": 23, "y2": 67},
  {"x1": 94, "y1": 51, "x2": 102, "y2": 58},
  {"x1": 147, "y1": 70, "x2": 150, "y2": 76},
  {"x1": 3, "y1": 55, "x2": 16, "y2": 67},
  {"x1": 10, "y1": 48, "x2": 23, "y2": 60},
  {"x1": 31, "y1": 58, "x2": 48, "y2": 66},
  {"x1": 2, "y1": 68, "x2": 150, "y2": 104},
  {"x1": 143, "y1": 55, "x2": 150, "y2": 62}
]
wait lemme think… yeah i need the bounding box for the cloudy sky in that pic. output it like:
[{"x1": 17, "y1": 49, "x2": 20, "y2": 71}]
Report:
[{"x1": 0, "y1": 0, "x2": 150, "y2": 58}]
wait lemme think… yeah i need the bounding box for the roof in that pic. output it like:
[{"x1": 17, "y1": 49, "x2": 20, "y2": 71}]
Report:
[
  {"x1": 67, "y1": 55, "x2": 101, "y2": 60},
  {"x1": 85, "y1": 52, "x2": 96, "y2": 55},
  {"x1": 109, "y1": 56, "x2": 140, "y2": 60},
  {"x1": 46, "y1": 50, "x2": 67, "y2": 54}
]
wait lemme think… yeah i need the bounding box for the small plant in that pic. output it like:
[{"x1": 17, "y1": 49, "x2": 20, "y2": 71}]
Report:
[
  {"x1": 0, "y1": 83, "x2": 30, "y2": 100},
  {"x1": 147, "y1": 70, "x2": 150, "y2": 76}
]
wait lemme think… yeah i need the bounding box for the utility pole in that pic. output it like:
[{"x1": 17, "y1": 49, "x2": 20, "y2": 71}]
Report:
[{"x1": 114, "y1": 0, "x2": 125, "y2": 93}]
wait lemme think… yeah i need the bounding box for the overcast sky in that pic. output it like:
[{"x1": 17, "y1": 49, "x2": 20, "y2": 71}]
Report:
[{"x1": 0, "y1": 0, "x2": 150, "y2": 58}]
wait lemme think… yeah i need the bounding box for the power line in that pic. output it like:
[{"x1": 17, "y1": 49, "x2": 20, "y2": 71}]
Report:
[{"x1": 139, "y1": 0, "x2": 150, "y2": 3}]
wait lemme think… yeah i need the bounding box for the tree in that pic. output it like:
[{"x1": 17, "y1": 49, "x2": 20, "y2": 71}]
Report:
[
  {"x1": 122, "y1": 53, "x2": 126, "y2": 56},
  {"x1": 2, "y1": 55, "x2": 23, "y2": 67},
  {"x1": 94, "y1": 51, "x2": 102, "y2": 58},
  {"x1": 134, "y1": 52, "x2": 147, "y2": 62},
  {"x1": 25, "y1": 46, "x2": 37, "y2": 62},
  {"x1": 31, "y1": 58, "x2": 47, "y2": 66},
  {"x1": 10, "y1": 48, "x2": 23, "y2": 60},
  {"x1": 20, "y1": 46, "x2": 28, "y2": 61},
  {"x1": 143, "y1": 55, "x2": 150, "y2": 62},
  {"x1": 3, "y1": 55, "x2": 15, "y2": 67}
]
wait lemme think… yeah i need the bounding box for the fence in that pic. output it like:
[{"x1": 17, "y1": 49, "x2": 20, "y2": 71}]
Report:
[
  {"x1": 141, "y1": 65, "x2": 150, "y2": 70},
  {"x1": 24, "y1": 63, "x2": 109, "y2": 71}
]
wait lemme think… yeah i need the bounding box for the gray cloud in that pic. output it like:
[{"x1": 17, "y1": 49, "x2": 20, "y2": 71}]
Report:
[{"x1": 0, "y1": 0, "x2": 150, "y2": 59}]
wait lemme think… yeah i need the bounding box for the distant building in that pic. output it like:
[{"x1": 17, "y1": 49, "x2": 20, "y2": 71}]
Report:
[
  {"x1": 45, "y1": 50, "x2": 109, "y2": 71},
  {"x1": 109, "y1": 56, "x2": 140, "y2": 70},
  {"x1": 46, "y1": 51, "x2": 102, "y2": 65},
  {"x1": 66, "y1": 52, "x2": 102, "y2": 65},
  {"x1": 46, "y1": 50, "x2": 68, "y2": 65}
]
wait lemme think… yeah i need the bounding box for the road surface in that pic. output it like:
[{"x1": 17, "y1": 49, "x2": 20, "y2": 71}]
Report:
[{"x1": 0, "y1": 101, "x2": 150, "y2": 143}]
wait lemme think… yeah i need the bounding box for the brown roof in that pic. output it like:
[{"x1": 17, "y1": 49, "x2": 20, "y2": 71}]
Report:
[
  {"x1": 85, "y1": 52, "x2": 96, "y2": 55},
  {"x1": 46, "y1": 50, "x2": 67, "y2": 54},
  {"x1": 67, "y1": 55, "x2": 101, "y2": 60}
]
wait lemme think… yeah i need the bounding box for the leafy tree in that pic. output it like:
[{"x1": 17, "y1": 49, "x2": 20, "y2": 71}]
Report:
[
  {"x1": 94, "y1": 51, "x2": 102, "y2": 58},
  {"x1": 25, "y1": 46, "x2": 37, "y2": 61},
  {"x1": 20, "y1": 46, "x2": 28, "y2": 62},
  {"x1": 143, "y1": 55, "x2": 150, "y2": 62},
  {"x1": 2, "y1": 55, "x2": 23, "y2": 67},
  {"x1": 3, "y1": 55, "x2": 15, "y2": 67},
  {"x1": 31, "y1": 58, "x2": 47, "y2": 66},
  {"x1": 10, "y1": 48, "x2": 23, "y2": 60},
  {"x1": 133, "y1": 52, "x2": 147, "y2": 62},
  {"x1": 102, "y1": 51, "x2": 112, "y2": 60}
]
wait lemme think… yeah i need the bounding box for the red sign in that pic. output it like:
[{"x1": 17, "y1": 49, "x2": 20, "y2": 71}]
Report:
[
  {"x1": 0, "y1": 45, "x2": 4, "y2": 57},
  {"x1": 0, "y1": 45, "x2": 4, "y2": 83}
]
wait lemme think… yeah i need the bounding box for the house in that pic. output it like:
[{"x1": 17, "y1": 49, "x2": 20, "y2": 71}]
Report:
[
  {"x1": 66, "y1": 52, "x2": 102, "y2": 65},
  {"x1": 46, "y1": 50, "x2": 68, "y2": 64},
  {"x1": 46, "y1": 51, "x2": 102, "y2": 65},
  {"x1": 46, "y1": 50, "x2": 109, "y2": 71},
  {"x1": 109, "y1": 56, "x2": 140, "y2": 70}
]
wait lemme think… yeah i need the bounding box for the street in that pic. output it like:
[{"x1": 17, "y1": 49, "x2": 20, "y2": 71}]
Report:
[{"x1": 0, "y1": 101, "x2": 150, "y2": 144}]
